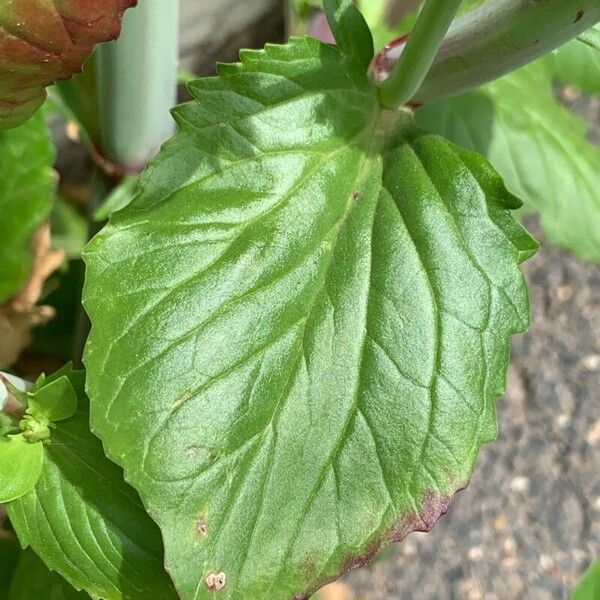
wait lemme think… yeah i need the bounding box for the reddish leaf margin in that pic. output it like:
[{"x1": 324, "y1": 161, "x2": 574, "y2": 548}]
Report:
[{"x1": 0, "y1": 0, "x2": 136, "y2": 129}]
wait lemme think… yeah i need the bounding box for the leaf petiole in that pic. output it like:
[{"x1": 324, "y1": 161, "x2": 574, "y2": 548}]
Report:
[{"x1": 377, "y1": 0, "x2": 462, "y2": 109}]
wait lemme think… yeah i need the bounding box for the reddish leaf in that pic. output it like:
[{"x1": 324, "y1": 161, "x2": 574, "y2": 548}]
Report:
[{"x1": 0, "y1": 0, "x2": 136, "y2": 129}]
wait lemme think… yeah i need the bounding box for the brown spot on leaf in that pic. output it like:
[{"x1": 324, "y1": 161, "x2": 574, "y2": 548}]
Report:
[
  {"x1": 0, "y1": 223, "x2": 64, "y2": 368},
  {"x1": 574, "y1": 10, "x2": 584, "y2": 23},
  {"x1": 205, "y1": 572, "x2": 226, "y2": 591},
  {"x1": 196, "y1": 519, "x2": 207, "y2": 536}
]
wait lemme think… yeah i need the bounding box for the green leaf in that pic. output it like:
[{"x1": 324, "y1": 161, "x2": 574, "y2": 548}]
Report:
[
  {"x1": 93, "y1": 176, "x2": 139, "y2": 222},
  {"x1": 7, "y1": 550, "x2": 87, "y2": 600},
  {"x1": 543, "y1": 38, "x2": 600, "y2": 94},
  {"x1": 415, "y1": 62, "x2": 600, "y2": 262},
  {"x1": 323, "y1": 0, "x2": 374, "y2": 69},
  {"x1": 27, "y1": 376, "x2": 78, "y2": 423},
  {"x1": 572, "y1": 559, "x2": 600, "y2": 600},
  {"x1": 6, "y1": 384, "x2": 177, "y2": 600},
  {"x1": 84, "y1": 38, "x2": 536, "y2": 598},
  {"x1": 578, "y1": 24, "x2": 600, "y2": 51},
  {"x1": 0, "y1": 110, "x2": 56, "y2": 303},
  {"x1": 0, "y1": 0, "x2": 135, "y2": 129},
  {"x1": 31, "y1": 363, "x2": 85, "y2": 395},
  {"x1": 0, "y1": 436, "x2": 44, "y2": 504},
  {"x1": 51, "y1": 199, "x2": 88, "y2": 260}
]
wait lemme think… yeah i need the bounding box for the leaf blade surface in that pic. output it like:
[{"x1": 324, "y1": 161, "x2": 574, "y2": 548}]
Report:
[{"x1": 84, "y1": 38, "x2": 536, "y2": 599}]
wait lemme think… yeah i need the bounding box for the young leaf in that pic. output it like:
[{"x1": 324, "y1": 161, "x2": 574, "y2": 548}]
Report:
[
  {"x1": 0, "y1": 0, "x2": 136, "y2": 129},
  {"x1": 93, "y1": 176, "x2": 139, "y2": 222},
  {"x1": 415, "y1": 62, "x2": 600, "y2": 262},
  {"x1": 0, "y1": 110, "x2": 56, "y2": 303},
  {"x1": 84, "y1": 38, "x2": 536, "y2": 599},
  {"x1": 26, "y1": 376, "x2": 78, "y2": 423},
  {"x1": 6, "y1": 404, "x2": 177, "y2": 600},
  {"x1": 0, "y1": 436, "x2": 44, "y2": 504},
  {"x1": 8, "y1": 550, "x2": 87, "y2": 600},
  {"x1": 51, "y1": 198, "x2": 88, "y2": 260},
  {"x1": 323, "y1": 0, "x2": 374, "y2": 69}
]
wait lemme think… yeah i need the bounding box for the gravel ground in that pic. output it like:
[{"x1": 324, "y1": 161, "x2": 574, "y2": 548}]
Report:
[{"x1": 340, "y1": 218, "x2": 600, "y2": 600}]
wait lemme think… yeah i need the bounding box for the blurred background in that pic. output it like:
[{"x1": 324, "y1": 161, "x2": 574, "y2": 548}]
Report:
[{"x1": 16, "y1": 1, "x2": 600, "y2": 598}]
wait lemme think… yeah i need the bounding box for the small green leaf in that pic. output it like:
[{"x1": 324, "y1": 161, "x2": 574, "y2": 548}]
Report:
[
  {"x1": 84, "y1": 37, "x2": 535, "y2": 599},
  {"x1": 323, "y1": 0, "x2": 374, "y2": 69},
  {"x1": 93, "y1": 176, "x2": 139, "y2": 222},
  {"x1": 33, "y1": 363, "x2": 86, "y2": 395},
  {"x1": 27, "y1": 376, "x2": 78, "y2": 423},
  {"x1": 6, "y1": 390, "x2": 177, "y2": 599},
  {"x1": 415, "y1": 62, "x2": 600, "y2": 262},
  {"x1": 51, "y1": 199, "x2": 88, "y2": 260},
  {"x1": 572, "y1": 558, "x2": 600, "y2": 600},
  {"x1": 0, "y1": 436, "x2": 44, "y2": 504},
  {"x1": 0, "y1": 110, "x2": 56, "y2": 303},
  {"x1": 8, "y1": 550, "x2": 87, "y2": 600}
]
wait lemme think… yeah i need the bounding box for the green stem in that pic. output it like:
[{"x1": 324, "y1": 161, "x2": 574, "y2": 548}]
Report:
[
  {"x1": 96, "y1": 0, "x2": 179, "y2": 171},
  {"x1": 413, "y1": 0, "x2": 600, "y2": 103},
  {"x1": 378, "y1": 0, "x2": 463, "y2": 109}
]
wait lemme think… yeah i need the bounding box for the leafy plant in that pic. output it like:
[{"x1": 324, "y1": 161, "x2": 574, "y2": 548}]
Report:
[{"x1": 1, "y1": 0, "x2": 599, "y2": 598}]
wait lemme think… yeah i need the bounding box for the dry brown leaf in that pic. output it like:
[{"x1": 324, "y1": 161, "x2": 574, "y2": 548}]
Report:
[{"x1": 0, "y1": 223, "x2": 64, "y2": 369}]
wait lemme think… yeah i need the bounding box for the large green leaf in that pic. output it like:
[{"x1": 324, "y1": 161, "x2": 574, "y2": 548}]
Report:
[
  {"x1": 0, "y1": 109, "x2": 55, "y2": 302},
  {"x1": 415, "y1": 62, "x2": 600, "y2": 262},
  {"x1": 84, "y1": 37, "x2": 536, "y2": 599},
  {"x1": 7, "y1": 550, "x2": 87, "y2": 600},
  {"x1": 0, "y1": 0, "x2": 135, "y2": 129},
  {"x1": 6, "y1": 381, "x2": 177, "y2": 600}
]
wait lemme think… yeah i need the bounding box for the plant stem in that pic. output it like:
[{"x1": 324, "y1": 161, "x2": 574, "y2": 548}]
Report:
[
  {"x1": 378, "y1": 0, "x2": 462, "y2": 109},
  {"x1": 412, "y1": 0, "x2": 600, "y2": 103},
  {"x1": 96, "y1": 0, "x2": 179, "y2": 171}
]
